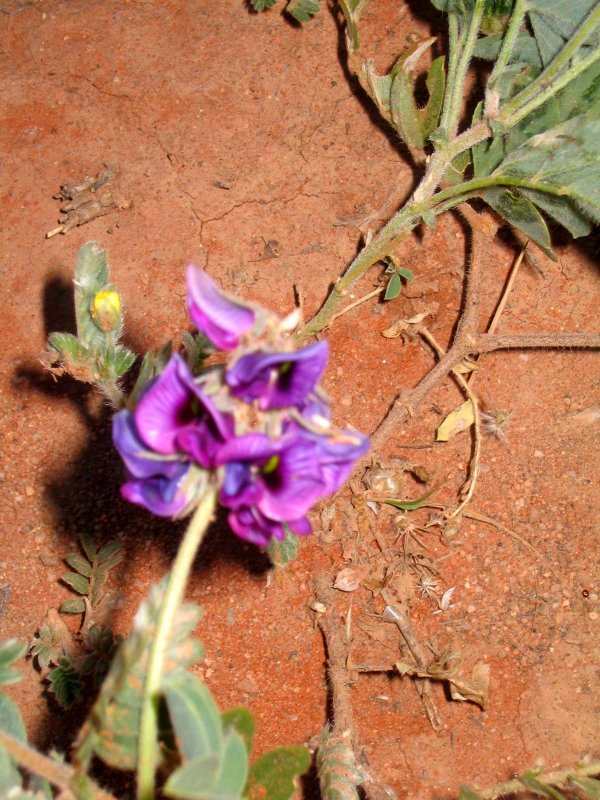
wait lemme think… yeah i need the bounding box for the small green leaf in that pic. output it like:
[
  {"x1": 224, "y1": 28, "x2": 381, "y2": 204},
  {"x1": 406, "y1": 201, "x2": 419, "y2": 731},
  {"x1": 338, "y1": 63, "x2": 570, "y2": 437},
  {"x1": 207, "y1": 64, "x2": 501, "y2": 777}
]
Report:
[
  {"x1": 247, "y1": 746, "x2": 311, "y2": 800},
  {"x1": 65, "y1": 553, "x2": 93, "y2": 578},
  {"x1": 97, "y1": 540, "x2": 123, "y2": 564},
  {"x1": 520, "y1": 188, "x2": 592, "y2": 238},
  {"x1": 390, "y1": 71, "x2": 425, "y2": 151},
  {"x1": 251, "y1": 0, "x2": 277, "y2": 9},
  {"x1": 384, "y1": 477, "x2": 447, "y2": 511},
  {"x1": 222, "y1": 707, "x2": 255, "y2": 755},
  {"x1": 421, "y1": 209, "x2": 436, "y2": 228},
  {"x1": 384, "y1": 271, "x2": 402, "y2": 301},
  {"x1": 60, "y1": 598, "x2": 86, "y2": 614},
  {"x1": 110, "y1": 345, "x2": 136, "y2": 379},
  {"x1": 267, "y1": 524, "x2": 299, "y2": 566},
  {"x1": 397, "y1": 267, "x2": 414, "y2": 281},
  {"x1": 61, "y1": 572, "x2": 90, "y2": 596},
  {"x1": 0, "y1": 640, "x2": 26, "y2": 686},
  {"x1": 286, "y1": 0, "x2": 320, "y2": 22},
  {"x1": 79, "y1": 532, "x2": 97, "y2": 562},
  {"x1": 48, "y1": 658, "x2": 83, "y2": 709}
]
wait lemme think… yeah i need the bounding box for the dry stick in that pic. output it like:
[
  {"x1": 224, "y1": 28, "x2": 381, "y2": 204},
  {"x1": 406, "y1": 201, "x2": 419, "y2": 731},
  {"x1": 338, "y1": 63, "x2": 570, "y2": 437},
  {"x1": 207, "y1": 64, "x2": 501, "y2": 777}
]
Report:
[
  {"x1": 314, "y1": 577, "x2": 394, "y2": 800},
  {"x1": 380, "y1": 595, "x2": 443, "y2": 731},
  {"x1": 0, "y1": 730, "x2": 117, "y2": 800},
  {"x1": 414, "y1": 324, "x2": 482, "y2": 520},
  {"x1": 327, "y1": 286, "x2": 383, "y2": 327}
]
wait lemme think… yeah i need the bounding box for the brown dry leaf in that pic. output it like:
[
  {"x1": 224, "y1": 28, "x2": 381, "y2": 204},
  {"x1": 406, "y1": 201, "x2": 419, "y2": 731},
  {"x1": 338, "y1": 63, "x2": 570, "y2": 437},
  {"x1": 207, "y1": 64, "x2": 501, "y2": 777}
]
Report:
[
  {"x1": 454, "y1": 357, "x2": 478, "y2": 374},
  {"x1": 411, "y1": 464, "x2": 432, "y2": 483},
  {"x1": 448, "y1": 661, "x2": 490, "y2": 710},
  {"x1": 382, "y1": 319, "x2": 410, "y2": 339},
  {"x1": 333, "y1": 565, "x2": 369, "y2": 592},
  {"x1": 362, "y1": 560, "x2": 388, "y2": 593},
  {"x1": 355, "y1": 613, "x2": 389, "y2": 644},
  {"x1": 436, "y1": 400, "x2": 475, "y2": 441},
  {"x1": 570, "y1": 405, "x2": 600, "y2": 425}
]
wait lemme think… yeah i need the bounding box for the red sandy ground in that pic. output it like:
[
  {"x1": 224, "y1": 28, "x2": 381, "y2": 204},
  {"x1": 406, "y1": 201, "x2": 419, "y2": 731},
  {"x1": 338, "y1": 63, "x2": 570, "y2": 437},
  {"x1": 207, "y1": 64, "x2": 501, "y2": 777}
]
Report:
[{"x1": 0, "y1": 1, "x2": 598, "y2": 798}]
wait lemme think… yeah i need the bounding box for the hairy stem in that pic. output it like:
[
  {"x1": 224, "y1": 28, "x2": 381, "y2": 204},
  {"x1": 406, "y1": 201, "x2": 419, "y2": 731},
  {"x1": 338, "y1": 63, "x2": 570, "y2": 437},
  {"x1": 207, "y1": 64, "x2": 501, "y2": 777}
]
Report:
[
  {"x1": 488, "y1": 0, "x2": 527, "y2": 89},
  {"x1": 478, "y1": 761, "x2": 600, "y2": 800},
  {"x1": 0, "y1": 730, "x2": 117, "y2": 800},
  {"x1": 440, "y1": 0, "x2": 485, "y2": 139},
  {"x1": 498, "y1": 4, "x2": 600, "y2": 126},
  {"x1": 136, "y1": 485, "x2": 218, "y2": 800}
]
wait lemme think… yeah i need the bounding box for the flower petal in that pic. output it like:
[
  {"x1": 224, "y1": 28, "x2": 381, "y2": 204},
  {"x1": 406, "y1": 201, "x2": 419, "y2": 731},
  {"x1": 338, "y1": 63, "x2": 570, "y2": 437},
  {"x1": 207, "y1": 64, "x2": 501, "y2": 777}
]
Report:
[
  {"x1": 112, "y1": 410, "x2": 184, "y2": 480},
  {"x1": 228, "y1": 506, "x2": 284, "y2": 546},
  {"x1": 226, "y1": 341, "x2": 329, "y2": 409},
  {"x1": 186, "y1": 265, "x2": 255, "y2": 351}
]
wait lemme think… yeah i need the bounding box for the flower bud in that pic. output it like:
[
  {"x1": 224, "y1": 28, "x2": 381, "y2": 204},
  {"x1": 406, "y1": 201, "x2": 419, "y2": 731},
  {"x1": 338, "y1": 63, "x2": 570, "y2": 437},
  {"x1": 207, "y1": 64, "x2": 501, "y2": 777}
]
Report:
[{"x1": 90, "y1": 288, "x2": 122, "y2": 333}]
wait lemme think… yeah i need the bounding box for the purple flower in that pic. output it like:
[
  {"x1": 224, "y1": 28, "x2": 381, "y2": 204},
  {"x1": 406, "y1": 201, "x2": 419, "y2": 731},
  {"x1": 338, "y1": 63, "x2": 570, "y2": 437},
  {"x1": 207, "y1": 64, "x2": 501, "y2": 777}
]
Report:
[
  {"x1": 226, "y1": 341, "x2": 329, "y2": 409},
  {"x1": 186, "y1": 265, "x2": 255, "y2": 351},
  {"x1": 217, "y1": 433, "x2": 326, "y2": 521},
  {"x1": 228, "y1": 506, "x2": 311, "y2": 547},
  {"x1": 312, "y1": 429, "x2": 370, "y2": 494},
  {"x1": 112, "y1": 410, "x2": 198, "y2": 517},
  {"x1": 135, "y1": 354, "x2": 234, "y2": 468}
]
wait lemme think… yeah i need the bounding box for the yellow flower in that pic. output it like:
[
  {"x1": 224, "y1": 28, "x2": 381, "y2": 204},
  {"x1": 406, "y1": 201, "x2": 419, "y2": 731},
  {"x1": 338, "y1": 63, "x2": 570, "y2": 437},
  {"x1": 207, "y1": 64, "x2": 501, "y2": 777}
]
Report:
[{"x1": 90, "y1": 288, "x2": 122, "y2": 332}]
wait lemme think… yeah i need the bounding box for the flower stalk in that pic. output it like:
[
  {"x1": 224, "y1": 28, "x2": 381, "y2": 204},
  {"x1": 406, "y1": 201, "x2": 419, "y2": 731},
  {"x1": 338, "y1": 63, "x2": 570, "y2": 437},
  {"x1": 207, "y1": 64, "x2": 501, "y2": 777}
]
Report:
[{"x1": 136, "y1": 484, "x2": 218, "y2": 800}]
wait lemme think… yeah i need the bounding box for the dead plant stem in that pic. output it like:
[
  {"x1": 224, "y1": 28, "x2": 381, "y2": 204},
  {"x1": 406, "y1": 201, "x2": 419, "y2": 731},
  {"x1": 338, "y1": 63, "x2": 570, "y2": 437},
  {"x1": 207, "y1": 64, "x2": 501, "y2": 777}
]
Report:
[{"x1": 477, "y1": 760, "x2": 600, "y2": 800}]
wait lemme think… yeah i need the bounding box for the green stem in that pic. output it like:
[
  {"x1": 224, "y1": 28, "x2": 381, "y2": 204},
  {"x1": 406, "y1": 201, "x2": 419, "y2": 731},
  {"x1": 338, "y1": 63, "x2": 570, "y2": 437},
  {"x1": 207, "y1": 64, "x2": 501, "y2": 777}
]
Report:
[
  {"x1": 136, "y1": 485, "x2": 218, "y2": 800},
  {"x1": 300, "y1": 120, "x2": 492, "y2": 339},
  {"x1": 499, "y1": 4, "x2": 600, "y2": 126},
  {"x1": 439, "y1": 12, "x2": 463, "y2": 135},
  {"x1": 488, "y1": 0, "x2": 526, "y2": 88},
  {"x1": 440, "y1": 0, "x2": 485, "y2": 139}
]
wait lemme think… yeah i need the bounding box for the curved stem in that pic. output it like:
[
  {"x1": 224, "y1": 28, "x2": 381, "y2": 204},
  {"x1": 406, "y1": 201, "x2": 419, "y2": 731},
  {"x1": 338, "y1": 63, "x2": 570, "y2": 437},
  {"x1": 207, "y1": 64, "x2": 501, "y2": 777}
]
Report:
[
  {"x1": 488, "y1": 0, "x2": 526, "y2": 89},
  {"x1": 136, "y1": 485, "x2": 218, "y2": 800},
  {"x1": 0, "y1": 730, "x2": 117, "y2": 800}
]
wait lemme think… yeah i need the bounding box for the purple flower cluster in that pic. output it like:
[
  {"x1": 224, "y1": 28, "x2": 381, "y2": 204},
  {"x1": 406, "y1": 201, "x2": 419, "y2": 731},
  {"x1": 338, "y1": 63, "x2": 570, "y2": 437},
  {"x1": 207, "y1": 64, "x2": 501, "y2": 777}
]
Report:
[{"x1": 113, "y1": 267, "x2": 369, "y2": 546}]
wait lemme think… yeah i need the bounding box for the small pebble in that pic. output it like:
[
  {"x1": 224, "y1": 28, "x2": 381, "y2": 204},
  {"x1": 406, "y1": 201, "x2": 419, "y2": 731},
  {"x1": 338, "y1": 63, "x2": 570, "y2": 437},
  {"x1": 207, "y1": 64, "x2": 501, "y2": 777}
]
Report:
[
  {"x1": 25, "y1": 486, "x2": 35, "y2": 497},
  {"x1": 589, "y1": 612, "x2": 598, "y2": 621}
]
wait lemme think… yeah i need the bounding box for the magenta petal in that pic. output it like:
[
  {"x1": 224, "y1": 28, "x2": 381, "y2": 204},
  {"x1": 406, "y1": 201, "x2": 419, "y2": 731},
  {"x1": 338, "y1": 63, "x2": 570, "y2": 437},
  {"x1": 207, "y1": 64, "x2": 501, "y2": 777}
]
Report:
[
  {"x1": 135, "y1": 355, "x2": 194, "y2": 454},
  {"x1": 256, "y1": 438, "x2": 325, "y2": 521},
  {"x1": 228, "y1": 507, "x2": 284, "y2": 546},
  {"x1": 186, "y1": 265, "x2": 255, "y2": 351}
]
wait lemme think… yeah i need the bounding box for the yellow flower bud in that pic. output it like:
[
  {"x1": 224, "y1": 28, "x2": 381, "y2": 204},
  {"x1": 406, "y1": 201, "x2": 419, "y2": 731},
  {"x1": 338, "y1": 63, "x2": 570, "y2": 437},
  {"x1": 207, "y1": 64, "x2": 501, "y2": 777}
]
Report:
[{"x1": 90, "y1": 288, "x2": 122, "y2": 333}]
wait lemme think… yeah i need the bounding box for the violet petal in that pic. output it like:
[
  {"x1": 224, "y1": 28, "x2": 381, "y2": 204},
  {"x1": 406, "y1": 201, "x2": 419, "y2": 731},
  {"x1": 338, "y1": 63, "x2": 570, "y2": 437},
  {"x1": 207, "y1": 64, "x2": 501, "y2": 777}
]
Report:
[{"x1": 186, "y1": 265, "x2": 255, "y2": 351}]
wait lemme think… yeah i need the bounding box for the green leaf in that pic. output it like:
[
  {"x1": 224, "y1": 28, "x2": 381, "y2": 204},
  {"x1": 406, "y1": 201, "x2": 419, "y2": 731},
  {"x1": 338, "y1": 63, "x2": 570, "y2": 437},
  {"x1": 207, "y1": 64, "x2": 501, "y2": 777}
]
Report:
[
  {"x1": 519, "y1": 188, "x2": 592, "y2": 238},
  {"x1": 251, "y1": 0, "x2": 277, "y2": 9},
  {"x1": 61, "y1": 571, "x2": 90, "y2": 596},
  {"x1": 60, "y1": 598, "x2": 87, "y2": 614},
  {"x1": 73, "y1": 243, "x2": 110, "y2": 349},
  {"x1": 491, "y1": 111, "x2": 600, "y2": 226},
  {"x1": 163, "y1": 672, "x2": 223, "y2": 761},
  {"x1": 0, "y1": 694, "x2": 27, "y2": 794},
  {"x1": 74, "y1": 579, "x2": 203, "y2": 771},
  {"x1": 221, "y1": 707, "x2": 255, "y2": 755},
  {"x1": 165, "y1": 729, "x2": 248, "y2": 800},
  {"x1": 29, "y1": 626, "x2": 65, "y2": 670},
  {"x1": 397, "y1": 267, "x2": 414, "y2": 281},
  {"x1": 48, "y1": 658, "x2": 83, "y2": 709},
  {"x1": 384, "y1": 477, "x2": 447, "y2": 511},
  {"x1": 97, "y1": 540, "x2": 123, "y2": 563},
  {"x1": 0, "y1": 640, "x2": 26, "y2": 686},
  {"x1": 110, "y1": 345, "x2": 136, "y2": 379},
  {"x1": 65, "y1": 553, "x2": 93, "y2": 578},
  {"x1": 384, "y1": 271, "x2": 402, "y2": 301},
  {"x1": 482, "y1": 187, "x2": 555, "y2": 257},
  {"x1": 390, "y1": 70, "x2": 425, "y2": 151},
  {"x1": 422, "y1": 56, "x2": 446, "y2": 139},
  {"x1": 79, "y1": 532, "x2": 97, "y2": 562},
  {"x1": 247, "y1": 746, "x2": 311, "y2": 800},
  {"x1": 474, "y1": 31, "x2": 541, "y2": 67},
  {"x1": 527, "y1": 0, "x2": 598, "y2": 67},
  {"x1": 267, "y1": 524, "x2": 299, "y2": 566},
  {"x1": 286, "y1": 0, "x2": 320, "y2": 22}
]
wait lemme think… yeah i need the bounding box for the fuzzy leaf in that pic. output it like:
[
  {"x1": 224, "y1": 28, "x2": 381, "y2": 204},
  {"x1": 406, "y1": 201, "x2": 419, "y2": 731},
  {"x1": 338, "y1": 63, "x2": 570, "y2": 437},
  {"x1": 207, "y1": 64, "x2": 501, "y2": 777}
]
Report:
[
  {"x1": 60, "y1": 598, "x2": 87, "y2": 614},
  {"x1": 422, "y1": 56, "x2": 446, "y2": 139},
  {"x1": 79, "y1": 532, "x2": 97, "y2": 562},
  {"x1": 182, "y1": 331, "x2": 213, "y2": 376},
  {"x1": 48, "y1": 658, "x2": 83, "y2": 709},
  {"x1": 97, "y1": 540, "x2": 123, "y2": 569},
  {"x1": 286, "y1": 0, "x2": 320, "y2": 22},
  {"x1": 74, "y1": 243, "x2": 110, "y2": 349},
  {"x1": 384, "y1": 271, "x2": 402, "y2": 301},
  {"x1": 520, "y1": 771, "x2": 568, "y2": 800},
  {"x1": 491, "y1": 111, "x2": 600, "y2": 226},
  {"x1": 61, "y1": 571, "x2": 90, "y2": 596},
  {"x1": 110, "y1": 345, "x2": 137, "y2": 379},
  {"x1": 267, "y1": 524, "x2": 299, "y2": 566},
  {"x1": 247, "y1": 746, "x2": 311, "y2": 800},
  {"x1": 65, "y1": 553, "x2": 93, "y2": 578},
  {"x1": 390, "y1": 71, "x2": 425, "y2": 150},
  {"x1": 527, "y1": 0, "x2": 598, "y2": 66},
  {"x1": 29, "y1": 626, "x2": 65, "y2": 670},
  {"x1": 569, "y1": 777, "x2": 600, "y2": 799},
  {"x1": 474, "y1": 31, "x2": 541, "y2": 67},
  {"x1": 251, "y1": 0, "x2": 277, "y2": 9},
  {"x1": 165, "y1": 729, "x2": 248, "y2": 800},
  {"x1": 0, "y1": 694, "x2": 27, "y2": 794},
  {"x1": 221, "y1": 707, "x2": 255, "y2": 755},
  {"x1": 0, "y1": 640, "x2": 26, "y2": 686},
  {"x1": 163, "y1": 672, "x2": 223, "y2": 761},
  {"x1": 482, "y1": 187, "x2": 555, "y2": 257},
  {"x1": 519, "y1": 188, "x2": 592, "y2": 238},
  {"x1": 74, "y1": 578, "x2": 203, "y2": 771}
]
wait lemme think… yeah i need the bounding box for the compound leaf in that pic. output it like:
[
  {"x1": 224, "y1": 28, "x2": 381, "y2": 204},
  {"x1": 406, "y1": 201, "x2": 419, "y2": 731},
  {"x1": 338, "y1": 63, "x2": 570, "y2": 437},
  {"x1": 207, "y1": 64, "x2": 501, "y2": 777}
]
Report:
[
  {"x1": 65, "y1": 553, "x2": 93, "y2": 578},
  {"x1": 48, "y1": 658, "x2": 83, "y2": 709},
  {"x1": 0, "y1": 640, "x2": 26, "y2": 686},
  {"x1": 247, "y1": 746, "x2": 311, "y2": 800},
  {"x1": 286, "y1": 0, "x2": 320, "y2": 22},
  {"x1": 61, "y1": 572, "x2": 90, "y2": 596}
]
